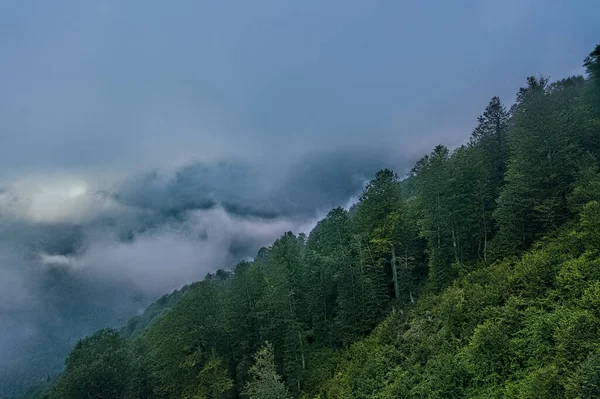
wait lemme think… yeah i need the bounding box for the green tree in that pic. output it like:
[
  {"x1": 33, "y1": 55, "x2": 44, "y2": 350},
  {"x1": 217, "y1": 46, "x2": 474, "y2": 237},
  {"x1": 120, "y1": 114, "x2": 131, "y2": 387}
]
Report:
[
  {"x1": 255, "y1": 233, "x2": 308, "y2": 393},
  {"x1": 243, "y1": 342, "x2": 291, "y2": 399},
  {"x1": 50, "y1": 329, "x2": 133, "y2": 399},
  {"x1": 193, "y1": 353, "x2": 233, "y2": 399},
  {"x1": 493, "y1": 76, "x2": 588, "y2": 255},
  {"x1": 567, "y1": 349, "x2": 600, "y2": 399},
  {"x1": 442, "y1": 145, "x2": 489, "y2": 264},
  {"x1": 227, "y1": 260, "x2": 266, "y2": 392},
  {"x1": 583, "y1": 45, "x2": 600, "y2": 158},
  {"x1": 411, "y1": 145, "x2": 455, "y2": 287},
  {"x1": 470, "y1": 96, "x2": 509, "y2": 182},
  {"x1": 466, "y1": 97, "x2": 510, "y2": 261},
  {"x1": 140, "y1": 281, "x2": 231, "y2": 398},
  {"x1": 353, "y1": 169, "x2": 408, "y2": 300},
  {"x1": 305, "y1": 207, "x2": 351, "y2": 345}
]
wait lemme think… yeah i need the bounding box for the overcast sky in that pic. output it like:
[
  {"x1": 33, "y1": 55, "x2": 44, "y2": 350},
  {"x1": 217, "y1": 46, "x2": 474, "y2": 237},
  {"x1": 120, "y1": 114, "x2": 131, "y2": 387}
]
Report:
[
  {"x1": 1, "y1": 0, "x2": 598, "y2": 179},
  {"x1": 1, "y1": 1, "x2": 599, "y2": 397}
]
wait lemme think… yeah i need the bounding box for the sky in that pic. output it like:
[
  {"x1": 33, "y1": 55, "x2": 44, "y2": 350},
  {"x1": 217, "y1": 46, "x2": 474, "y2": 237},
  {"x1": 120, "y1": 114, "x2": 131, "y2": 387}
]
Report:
[
  {"x1": 1, "y1": 0, "x2": 598, "y2": 177},
  {"x1": 0, "y1": 0, "x2": 599, "y2": 397}
]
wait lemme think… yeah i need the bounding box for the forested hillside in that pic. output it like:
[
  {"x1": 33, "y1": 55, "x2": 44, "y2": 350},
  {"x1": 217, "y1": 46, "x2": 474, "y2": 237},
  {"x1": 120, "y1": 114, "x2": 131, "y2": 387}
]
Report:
[{"x1": 23, "y1": 44, "x2": 600, "y2": 399}]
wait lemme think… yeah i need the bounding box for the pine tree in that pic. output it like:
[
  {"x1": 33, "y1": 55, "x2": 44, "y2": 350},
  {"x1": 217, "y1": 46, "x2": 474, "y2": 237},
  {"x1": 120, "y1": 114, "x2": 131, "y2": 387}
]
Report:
[
  {"x1": 494, "y1": 76, "x2": 588, "y2": 255},
  {"x1": 410, "y1": 145, "x2": 455, "y2": 287},
  {"x1": 49, "y1": 329, "x2": 133, "y2": 399},
  {"x1": 243, "y1": 342, "x2": 291, "y2": 399},
  {"x1": 468, "y1": 96, "x2": 510, "y2": 259},
  {"x1": 353, "y1": 169, "x2": 411, "y2": 301},
  {"x1": 470, "y1": 96, "x2": 509, "y2": 180},
  {"x1": 583, "y1": 45, "x2": 600, "y2": 157},
  {"x1": 193, "y1": 353, "x2": 233, "y2": 399},
  {"x1": 446, "y1": 144, "x2": 495, "y2": 263},
  {"x1": 305, "y1": 207, "x2": 351, "y2": 345},
  {"x1": 255, "y1": 233, "x2": 308, "y2": 393}
]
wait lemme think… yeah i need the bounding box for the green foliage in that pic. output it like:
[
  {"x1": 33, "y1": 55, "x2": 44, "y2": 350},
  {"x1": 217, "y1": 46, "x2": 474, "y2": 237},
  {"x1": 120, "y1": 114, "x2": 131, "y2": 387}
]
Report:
[
  {"x1": 316, "y1": 215, "x2": 600, "y2": 398},
  {"x1": 504, "y1": 365, "x2": 562, "y2": 399},
  {"x1": 49, "y1": 329, "x2": 133, "y2": 399},
  {"x1": 243, "y1": 342, "x2": 291, "y2": 399},
  {"x1": 493, "y1": 74, "x2": 591, "y2": 255},
  {"x1": 461, "y1": 319, "x2": 512, "y2": 383},
  {"x1": 193, "y1": 354, "x2": 233, "y2": 399},
  {"x1": 566, "y1": 349, "x2": 600, "y2": 398}
]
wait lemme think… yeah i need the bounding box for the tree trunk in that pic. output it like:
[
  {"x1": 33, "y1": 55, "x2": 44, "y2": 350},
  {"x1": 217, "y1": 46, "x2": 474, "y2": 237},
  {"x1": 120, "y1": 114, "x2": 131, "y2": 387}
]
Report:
[
  {"x1": 436, "y1": 194, "x2": 441, "y2": 249},
  {"x1": 391, "y1": 245, "x2": 400, "y2": 300},
  {"x1": 298, "y1": 331, "x2": 306, "y2": 370},
  {"x1": 451, "y1": 225, "x2": 459, "y2": 264}
]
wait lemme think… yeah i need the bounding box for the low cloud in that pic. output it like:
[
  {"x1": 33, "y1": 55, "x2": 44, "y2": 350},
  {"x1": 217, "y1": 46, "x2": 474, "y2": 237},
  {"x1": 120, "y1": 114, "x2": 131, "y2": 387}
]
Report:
[
  {"x1": 0, "y1": 150, "x2": 400, "y2": 397},
  {"x1": 0, "y1": 176, "x2": 126, "y2": 224},
  {"x1": 54, "y1": 207, "x2": 312, "y2": 296},
  {"x1": 0, "y1": 150, "x2": 391, "y2": 302},
  {"x1": 0, "y1": 264, "x2": 33, "y2": 313}
]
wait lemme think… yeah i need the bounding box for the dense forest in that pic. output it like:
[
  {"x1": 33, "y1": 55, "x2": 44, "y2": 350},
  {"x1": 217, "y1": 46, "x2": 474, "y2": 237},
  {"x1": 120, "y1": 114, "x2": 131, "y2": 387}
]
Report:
[{"x1": 22, "y1": 44, "x2": 600, "y2": 398}]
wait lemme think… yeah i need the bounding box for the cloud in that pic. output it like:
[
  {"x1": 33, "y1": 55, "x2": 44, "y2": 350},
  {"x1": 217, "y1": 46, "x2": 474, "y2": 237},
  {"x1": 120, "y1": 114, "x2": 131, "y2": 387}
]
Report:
[
  {"x1": 62, "y1": 207, "x2": 310, "y2": 296},
  {"x1": 0, "y1": 150, "x2": 396, "y2": 305},
  {"x1": 0, "y1": 265, "x2": 33, "y2": 313},
  {"x1": 0, "y1": 175, "x2": 126, "y2": 224},
  {"x1": 40, "y1": 253, "x2": 76, "y2": 267},
  {"x1": 17, "y1": 151, "x2": 372, "y2": 298},
  {"x1": 0, "y1": 150, "x2": 391, "y2": 397}
]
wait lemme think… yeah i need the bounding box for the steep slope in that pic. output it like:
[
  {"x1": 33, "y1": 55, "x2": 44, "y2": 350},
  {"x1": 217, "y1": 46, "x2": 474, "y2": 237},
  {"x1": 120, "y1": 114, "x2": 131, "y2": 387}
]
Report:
[{"x1": 21, "y1": 44, "x2": 600, "y2": 399}]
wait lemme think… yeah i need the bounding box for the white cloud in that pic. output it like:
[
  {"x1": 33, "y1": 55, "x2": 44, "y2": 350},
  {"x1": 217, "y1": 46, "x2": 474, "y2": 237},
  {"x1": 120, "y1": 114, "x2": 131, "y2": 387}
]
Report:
[
  {"x1": 32, "y1": 206, "x2": 310, "y2": 296},
  {"x1": 0, "y1": 175, "x2": 125, "y2": 224},
  {"x1": 40, "y1": 253, "x2": 76, "y2": 267}
]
